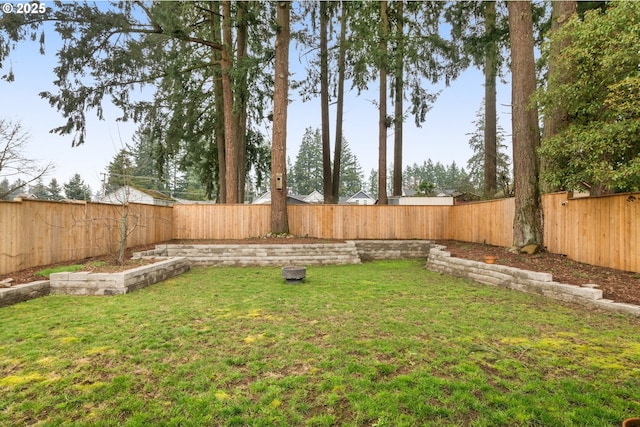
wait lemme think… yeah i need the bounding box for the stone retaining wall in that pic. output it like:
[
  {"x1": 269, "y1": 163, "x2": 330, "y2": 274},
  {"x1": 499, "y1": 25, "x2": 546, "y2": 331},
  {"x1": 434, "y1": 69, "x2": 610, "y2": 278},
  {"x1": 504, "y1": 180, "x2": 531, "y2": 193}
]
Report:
[
  {"x1": 353, "y1": 240, "x2": 432, "y2": 261},
  {"x1": 50, "y1": 257, "x2": 190, "y2": 296},
  {"x1": 0, "y1": 280, "x2": 50, "y2": 308},
  {"x1": 426, "y1": 245, "x2": 640, "y2": 317}
]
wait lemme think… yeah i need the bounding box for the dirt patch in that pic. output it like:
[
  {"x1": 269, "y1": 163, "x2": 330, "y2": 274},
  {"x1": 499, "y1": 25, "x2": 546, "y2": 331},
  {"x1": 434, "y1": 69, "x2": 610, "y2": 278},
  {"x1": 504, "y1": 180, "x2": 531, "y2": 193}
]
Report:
[{"x1": 436, "y1": 240, "x2": 640, "y2": 306}]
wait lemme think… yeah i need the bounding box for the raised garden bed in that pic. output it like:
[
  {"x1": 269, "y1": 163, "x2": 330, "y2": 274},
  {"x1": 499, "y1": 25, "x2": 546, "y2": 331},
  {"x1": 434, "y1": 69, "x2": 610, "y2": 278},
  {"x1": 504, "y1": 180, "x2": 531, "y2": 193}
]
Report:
[{"x1": 49, "y1": 257, "x2": 190, "y2": 296}]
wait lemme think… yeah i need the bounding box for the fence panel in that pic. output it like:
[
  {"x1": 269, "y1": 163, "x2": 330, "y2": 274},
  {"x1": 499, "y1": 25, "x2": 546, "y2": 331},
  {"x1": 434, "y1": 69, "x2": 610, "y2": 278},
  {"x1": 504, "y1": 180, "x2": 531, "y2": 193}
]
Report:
[
  {"x1": 449, "y1": 198, "x2": 514, "y2": 247},
  {"x1": 172, "y1": 204, "x2": 271, "y2": 239},
  {"x1": 0, "y1": 200, "x2": 173, "y2": 275},
  {"x1": 544, "y1": 192, "x2": 640, "y2": 273},
  {"x1": 288, "y1": 205, "x2": 451, "y2": 240}
]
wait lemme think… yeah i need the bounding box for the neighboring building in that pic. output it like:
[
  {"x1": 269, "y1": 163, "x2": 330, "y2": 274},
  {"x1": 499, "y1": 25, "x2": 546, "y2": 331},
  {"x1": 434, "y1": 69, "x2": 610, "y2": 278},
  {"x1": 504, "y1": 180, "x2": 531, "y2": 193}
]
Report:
[
  {"x1": 389, "y1": 196, "x2": 454, "y2": 206},
  {"x1": 344, "y1": 190, "x2": 376, "y2": 205},
  {"x1": 302, "y1": 190, "x2": 324, "y2": 204},
  {"x1": 251, "y1": 191, "x2": 309, "y2": 205},
  {"x1": 99, "y1": 186, "x2": 176, "y2": 206}
]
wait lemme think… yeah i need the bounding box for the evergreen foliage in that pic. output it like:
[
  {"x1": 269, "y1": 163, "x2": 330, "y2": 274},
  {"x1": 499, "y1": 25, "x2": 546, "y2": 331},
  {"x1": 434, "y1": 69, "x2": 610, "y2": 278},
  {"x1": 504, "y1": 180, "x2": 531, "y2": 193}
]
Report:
[
  {"x1": 466, "y1": 102, "x2": 512, "y2": 196},
  {"x1": 63, "y1": 173, "x2": 92, "y2": 201},
  {"x1": 538, "y1": 1, "x2": 640, "y2": 194}
]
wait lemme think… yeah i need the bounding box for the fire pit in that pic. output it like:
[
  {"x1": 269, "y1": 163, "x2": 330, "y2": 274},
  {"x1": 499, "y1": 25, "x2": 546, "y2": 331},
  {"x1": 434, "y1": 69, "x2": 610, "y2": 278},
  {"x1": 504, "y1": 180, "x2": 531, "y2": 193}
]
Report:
[{"x1": 282, "y1": 266, "x2": 306, "y2": 284}]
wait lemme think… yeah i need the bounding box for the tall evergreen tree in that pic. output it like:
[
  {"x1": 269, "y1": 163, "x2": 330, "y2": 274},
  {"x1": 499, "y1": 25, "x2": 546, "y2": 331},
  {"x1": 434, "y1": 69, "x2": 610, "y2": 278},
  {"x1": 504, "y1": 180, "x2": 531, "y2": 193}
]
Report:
[
  {"x1": 508, "y1": 0, "x2": 543, "y2": 249},
  {"x1": 270, "y1": 1, "x2": 290, "y2": 234},
  {"x1": 338, "y1": 140, "x2": 364, "y2": 197},
  {"x1": 290, "y1": 128, "x2": 323, "y2": 195},
  {"x1": 466, "y1": 102, "x2": 511, "y2": 195}
]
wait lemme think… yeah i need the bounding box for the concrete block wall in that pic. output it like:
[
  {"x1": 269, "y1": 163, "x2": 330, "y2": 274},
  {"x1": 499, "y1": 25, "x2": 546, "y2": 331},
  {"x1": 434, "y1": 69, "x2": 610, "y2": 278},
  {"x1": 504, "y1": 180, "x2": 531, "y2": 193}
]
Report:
[
  {"x1": 352, "y1": 240, "x2": 432, "y2": 261},
  {"x1": 426, "y1": 245, "x2": 640, "y2": 317},
  {"x1": 0, "y1": 281, "x2": 50, "y2": 308},
  {"x1": 50, "y1": 257, "x2": 190, "y2": 296}
]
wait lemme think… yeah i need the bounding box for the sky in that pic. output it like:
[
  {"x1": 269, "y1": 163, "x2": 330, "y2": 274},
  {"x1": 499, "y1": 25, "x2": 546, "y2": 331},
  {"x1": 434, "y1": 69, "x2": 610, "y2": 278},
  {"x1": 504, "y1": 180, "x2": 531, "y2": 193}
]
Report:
[{"x1": 0, "y1": 2, "x2": 513, "y2": 197}]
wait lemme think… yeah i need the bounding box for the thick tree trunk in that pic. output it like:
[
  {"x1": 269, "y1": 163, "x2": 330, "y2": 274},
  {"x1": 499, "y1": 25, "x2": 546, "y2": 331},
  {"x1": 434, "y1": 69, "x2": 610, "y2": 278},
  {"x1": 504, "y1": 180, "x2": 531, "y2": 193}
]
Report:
[
  {"x1": 484, "y1": 1, "x2": 498, "y2": 197},
  {"x1": 541, "y1": 0, "x2": 576, "y2": 193},
  {"x1": 330, "y1": 3, "x2": 347, "y2": 204},
  {"x1": 508, "y1": 0, "x2": 543, "y2": 249},
  {"x1": 270, "y1": 1, "x2": 290, "y2": 234},
  {"x1": 378, "y1": 0, "x2": 389, "y2": 205},
  {"x1": 320, "y1": 1, "x2": 333, "y2": 204},
  {"x1": 221, "y1": 1, "x2": 238, "y2": 204},
  {"x1": 212, "y1": 3, "x2": 226, "y2": 203},
  {"x1": 236, "y1": 2, "x2": 248, "y2": 203},
  {"x1": 392, "y1": 0, "x2": 404, "y2": 198}
]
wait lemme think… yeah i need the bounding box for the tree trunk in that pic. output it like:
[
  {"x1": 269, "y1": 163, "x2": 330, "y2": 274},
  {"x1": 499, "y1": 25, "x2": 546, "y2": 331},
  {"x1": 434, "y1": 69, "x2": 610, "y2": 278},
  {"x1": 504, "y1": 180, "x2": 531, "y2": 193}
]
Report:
[
  {"x1": 392, "y1": 0, "x2": 404, "y2": 198},
  {"x1": 330, "y1": 3, "x2": 347, "y2": 204},
  {"x1": 212, "y1": 2, "x2": 226, "y2": 203},
  {"x1": 378, "y1": 0, "x2": 389, "y2": 205},
  {"x1": 508, "y1": 0, "x2": 543, "y2": 249},
  {"x1": 236, "y1": 2, "x2": 248, "y2": 203},
  {"x1": 484, "y1": 1, "x2": 498, "y2": 197},
  {"x1": 320, "y1": 1, "x2": 333, "y2": 204},
  {"x1": 221, "y1": 1, "x2": 238, "y2": 204},
  {"x1": 541, "y1": 0, "x2": 576, "y2": 193},
  {"x1": 270, "y1": 1, "x2": 290, "y2": 234}
]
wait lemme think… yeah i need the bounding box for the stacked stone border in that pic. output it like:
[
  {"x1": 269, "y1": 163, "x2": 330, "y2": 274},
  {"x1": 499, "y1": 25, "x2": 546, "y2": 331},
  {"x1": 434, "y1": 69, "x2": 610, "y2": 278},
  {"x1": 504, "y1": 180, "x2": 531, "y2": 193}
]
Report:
[
  {"x1": 2, "y1": 241, "x2": 640, "y2": 319},
  {"x1": 426, "y1": 244, "x2": 640, "y2": 317}
]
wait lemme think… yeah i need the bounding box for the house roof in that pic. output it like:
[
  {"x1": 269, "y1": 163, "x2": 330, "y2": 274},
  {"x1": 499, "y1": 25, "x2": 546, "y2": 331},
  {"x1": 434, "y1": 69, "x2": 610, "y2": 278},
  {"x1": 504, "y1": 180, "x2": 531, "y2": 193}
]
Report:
[{"x1": 346, "y1": 190, "x2": 376, "y2": 202}]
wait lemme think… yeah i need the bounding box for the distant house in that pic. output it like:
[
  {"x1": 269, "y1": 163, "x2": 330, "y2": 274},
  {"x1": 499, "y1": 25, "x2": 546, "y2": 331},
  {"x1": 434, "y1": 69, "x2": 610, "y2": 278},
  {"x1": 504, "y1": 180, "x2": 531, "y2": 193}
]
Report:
[
  {"x1": 302, "y1": 190, "x2": 324, "y2": 204},
  {"x1": 344, "y1": 190, "x2": 376, "y2": 205},
  {"x1": 251, "y1": 191, "x2": 309, "y2": 205},
  {"x1": 99, "y1": 186, "x2": 175, "y2": 206},
  {"x1": 389, "y1": 196, "x2": 454, "y2": 206}
]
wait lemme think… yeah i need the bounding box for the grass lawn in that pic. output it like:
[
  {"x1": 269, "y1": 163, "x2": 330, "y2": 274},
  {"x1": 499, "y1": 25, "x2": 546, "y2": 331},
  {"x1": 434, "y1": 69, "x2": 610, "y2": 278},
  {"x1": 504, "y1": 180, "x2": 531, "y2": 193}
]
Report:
[{"x1": 1, "y1": 260, "x2": 639, "y2": 426}]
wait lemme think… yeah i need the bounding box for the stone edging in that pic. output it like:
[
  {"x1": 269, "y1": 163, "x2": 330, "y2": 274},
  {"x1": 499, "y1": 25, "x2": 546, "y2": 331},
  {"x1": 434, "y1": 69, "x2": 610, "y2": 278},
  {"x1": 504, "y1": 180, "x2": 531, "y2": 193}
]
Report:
[
  {"x1": 50, "y1": 257, "x2": 190, "y2": 296},
  {"x1": 0, "y1": 257, "x2": 189, "y2": 307},
  {"x1": 426, "y1": 245, "x2": 640, "y2": 317}
]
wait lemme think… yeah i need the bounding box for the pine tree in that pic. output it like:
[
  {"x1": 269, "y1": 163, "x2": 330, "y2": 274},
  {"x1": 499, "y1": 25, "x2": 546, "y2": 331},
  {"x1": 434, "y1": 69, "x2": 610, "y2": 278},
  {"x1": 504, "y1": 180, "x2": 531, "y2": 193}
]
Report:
[
  {"x1": 47, "y1": 178, "x2": 63, "y2": 201},
  {"x1": 339, "y1": 140, "x2": 364, "y2": 197},
  {"x1": 290, "y1": 128, "x2": 323, "y2": 195},
  {"x1": 64, "y1": 173, "x2": 92, "y2": 201},
  {"x1": 466, "y1": 103, "x2": 511, "y2": 196}
]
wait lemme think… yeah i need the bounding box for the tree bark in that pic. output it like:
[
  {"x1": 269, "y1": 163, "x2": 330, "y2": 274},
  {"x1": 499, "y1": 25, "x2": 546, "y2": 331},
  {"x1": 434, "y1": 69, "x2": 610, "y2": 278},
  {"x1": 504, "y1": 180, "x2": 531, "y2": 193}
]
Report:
[
  {"x1": 211, "y1": 2, "x2": 226, "y2": 203},
  {"x1": 270, "y1": 1, "x2": 290, "y2": 233},
  {"x1": 508, "y1": 0, "x2": 543, "y2": 249},
  {"x1": 320, "y1": 1, "x2": 333, "y2": 204},
  {"x1": 330, "y1": 3, "x2": 347, "y2": 204},
  {"x1": 541, "y1": 0, "x2": 576, "y2": 193},
  {"x1": 484, "y1": 1, "x2": 498, "y2": 197},
  {"x1": 392, "y1": 0, "x2": 404, "y2": 198},
  {"x1": 221, "y1": 1, "x2": 238, "y2": 204},
  {"x1": 378, "y1": 0, "x2": 389, "y2": 205},
  {"x1": 236, "y1": 2, "x2": 249, "y2": 203}
]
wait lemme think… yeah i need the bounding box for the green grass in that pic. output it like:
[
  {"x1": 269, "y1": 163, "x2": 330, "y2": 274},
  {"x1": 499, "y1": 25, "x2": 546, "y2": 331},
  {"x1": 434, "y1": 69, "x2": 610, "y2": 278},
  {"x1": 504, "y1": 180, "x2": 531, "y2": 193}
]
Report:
[
  {"x1": 1, "y1": 260, "x2": 639, "y2": 426},
  {"x1": 35, "y1": 264, "x2": 86, "y2": 278}
]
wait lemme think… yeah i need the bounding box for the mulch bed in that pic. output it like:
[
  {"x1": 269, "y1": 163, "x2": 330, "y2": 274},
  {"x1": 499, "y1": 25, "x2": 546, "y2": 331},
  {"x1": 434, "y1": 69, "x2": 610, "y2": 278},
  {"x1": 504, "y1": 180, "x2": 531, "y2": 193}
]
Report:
[
  {"x1": 436, "y1": 240, "x2": 640, "y2": 307},
  {"x1": 1, "y1": 238, "x2": 639, "y2": 307}
]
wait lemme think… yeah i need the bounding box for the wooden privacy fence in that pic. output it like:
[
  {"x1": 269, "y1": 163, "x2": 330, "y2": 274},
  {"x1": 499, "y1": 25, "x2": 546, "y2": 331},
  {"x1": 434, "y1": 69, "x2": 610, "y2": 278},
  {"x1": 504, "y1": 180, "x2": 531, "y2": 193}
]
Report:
[
  {"x1": 543, "y1": 192, "x2": 640, "y2": 274},
  {"x1": 1, "y1": 192, "x2": 638, "y2": 275},
  {"x1": 172, "y1": 192, "x2": 640, "y2": 273},
  {"x1": 0, "y1": 199, "x2": 173, "y2": 275}
]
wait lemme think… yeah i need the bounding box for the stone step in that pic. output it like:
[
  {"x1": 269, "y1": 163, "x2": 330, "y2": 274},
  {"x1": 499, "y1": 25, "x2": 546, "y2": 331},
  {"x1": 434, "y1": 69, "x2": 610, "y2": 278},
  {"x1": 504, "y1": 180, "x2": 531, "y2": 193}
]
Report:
[
  {"x1": 134, "y1": 240, "x2": 434, "y2": 268},
  {"x1": 165, "y1": 247, "x2": 360, "y2": 257},
  {"x1": 191, "y1": 256, "x2": 360, "y2": 267}
]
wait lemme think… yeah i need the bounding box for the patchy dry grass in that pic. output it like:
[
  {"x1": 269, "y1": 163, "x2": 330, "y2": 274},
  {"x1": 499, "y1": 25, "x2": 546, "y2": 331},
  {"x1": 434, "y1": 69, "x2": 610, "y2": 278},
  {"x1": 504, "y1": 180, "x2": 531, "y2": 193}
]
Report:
[{"x1": 1, "y1": 260, "x2": 639, "y2": 426}]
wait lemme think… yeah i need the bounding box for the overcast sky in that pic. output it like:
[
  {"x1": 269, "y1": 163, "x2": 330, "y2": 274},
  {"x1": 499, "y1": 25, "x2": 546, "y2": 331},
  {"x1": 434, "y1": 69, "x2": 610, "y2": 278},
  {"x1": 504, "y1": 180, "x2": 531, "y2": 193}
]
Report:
[{"x1": 0, "y1": 4, "x2": 512, "y2": 196}]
